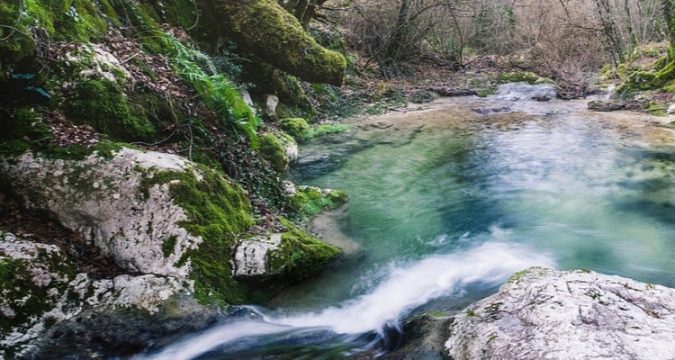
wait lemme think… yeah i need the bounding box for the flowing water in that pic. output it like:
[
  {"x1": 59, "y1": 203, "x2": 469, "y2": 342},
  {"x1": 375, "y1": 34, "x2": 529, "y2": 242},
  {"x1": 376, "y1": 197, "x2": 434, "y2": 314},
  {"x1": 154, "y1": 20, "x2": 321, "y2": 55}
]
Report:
[{"x1": 137, "y1": 84, "x2": 675, "y2": 359}]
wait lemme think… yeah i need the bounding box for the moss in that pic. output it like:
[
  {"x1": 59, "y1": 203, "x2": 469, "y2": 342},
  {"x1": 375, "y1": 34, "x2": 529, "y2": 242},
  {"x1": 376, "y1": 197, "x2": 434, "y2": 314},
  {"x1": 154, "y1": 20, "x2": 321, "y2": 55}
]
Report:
[
  {"x1": 0, "y1": 248, "x2": 76, "y2": 333},
  {"x1": 141, "y1": 166, "x2": 254, "y2": 305},
  {"x1": 0, "y1": 107, "x2": 50, "y2": 157},
  {"x1": 259, "y1": 131, "x2": 295, "y2": 172},
  {"x1": 214, "y1": 0, "x2": 347, "y2": 85},
  {"x1": 65, "y1": 79, "x2": 156, "y2": 141},
  {"x1": 267, "y1": 218, "x2": 341, "y2": 282},
  {"x1": 465, "y1": 309, "x2": 477, "y2": 317},
  {"x1": 288, "y1": 186, "x2": 348, "y2": 218},
  {"x1": 507, "y1": 269, "x2": 529, "y2": 283},
  {"x1": 498, "y1": 71, "x2": 549, "y2": 84},
  {"x1": 279, "y1": 117, "x2": 309, "y2": 140},
  {"x1": 304, "y1": 123, "x2": 350, "y2": 140},
  {"x1": 648, "y1": 102, "x2": 669, "y2": 116},
  {"x1": 162, "y1": 236, "x2": 178, "y2": 257},
  {"x1": 619, "y1": 48, "x2": 675, "y2": 92}
]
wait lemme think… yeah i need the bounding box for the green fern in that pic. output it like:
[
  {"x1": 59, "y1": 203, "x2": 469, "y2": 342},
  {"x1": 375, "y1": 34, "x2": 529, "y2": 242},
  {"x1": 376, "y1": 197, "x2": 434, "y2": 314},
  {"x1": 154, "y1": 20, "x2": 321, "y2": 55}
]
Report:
[{"x1": 163, "y1": 34, "x2": 260, "y2": 146}]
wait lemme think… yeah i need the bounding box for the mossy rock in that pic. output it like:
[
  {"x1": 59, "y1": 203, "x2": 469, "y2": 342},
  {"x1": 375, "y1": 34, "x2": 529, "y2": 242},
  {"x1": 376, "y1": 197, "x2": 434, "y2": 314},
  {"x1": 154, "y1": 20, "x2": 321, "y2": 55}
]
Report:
[
  {"x1": 0, "y1": 234, "x2": 77, "y2": 340},
  {"x1": 288, "y1": 185, "x2": 348, "y2": 218},
  {"x1": 142, "y1": 166, "x2": 255, "y2": 306},
  {"x1": 65, "y1": 79, "x2": 156, "y2": 141},
  {"x1": 259, "y1": 131, "x2": 297, "y2": 172},
  {"x1": 498, "y1": 71, "x2": 550, "y2": 85},
  {"x1": 279, "y1": 117, "x2": 309, "y2": 140},
  {"x1": 268, "y1": 218, "x2": 341, "y2": 282}
]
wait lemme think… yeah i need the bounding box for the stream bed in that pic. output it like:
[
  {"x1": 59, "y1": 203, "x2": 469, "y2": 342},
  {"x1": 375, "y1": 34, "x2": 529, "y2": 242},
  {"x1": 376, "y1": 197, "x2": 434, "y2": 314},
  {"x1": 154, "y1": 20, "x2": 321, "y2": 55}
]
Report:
[{"x1": 138, "y1": 84, "x2": 675, "y2": 359}]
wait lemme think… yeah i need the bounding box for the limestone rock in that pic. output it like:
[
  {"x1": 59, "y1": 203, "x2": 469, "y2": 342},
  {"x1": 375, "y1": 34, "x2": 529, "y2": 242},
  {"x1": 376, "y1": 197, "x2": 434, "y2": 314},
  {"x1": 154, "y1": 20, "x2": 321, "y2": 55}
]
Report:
[
  {"x1": 233, "y1": 234, "x2": 283, "y2": 278},
  {"x1": 0, "y1": 149, "x2": 204, "y2": 279},
  {"x1": 266, "y1": 94, "x2": 280, "y2": 116},
  {"x1": 259, "y1": 131, "x2": 298, "y2": 172},
  {"x1": 0, "y1": 232, "x2": 185, "y2": 357},
  {"x1": 445, "y1": 267, "x2": 675, "y2": 360}
]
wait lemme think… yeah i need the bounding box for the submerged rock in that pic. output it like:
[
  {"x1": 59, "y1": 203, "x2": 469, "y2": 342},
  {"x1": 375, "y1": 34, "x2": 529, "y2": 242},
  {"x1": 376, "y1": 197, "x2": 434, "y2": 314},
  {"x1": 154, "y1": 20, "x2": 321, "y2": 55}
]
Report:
[{"x1": 445, "y1": 267, "x2": 675, "y2": 360}]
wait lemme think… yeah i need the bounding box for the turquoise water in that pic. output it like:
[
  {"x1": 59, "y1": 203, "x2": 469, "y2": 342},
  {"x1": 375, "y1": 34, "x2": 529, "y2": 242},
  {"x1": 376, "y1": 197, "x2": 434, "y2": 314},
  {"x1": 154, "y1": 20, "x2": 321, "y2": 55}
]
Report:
[
  {"x1": 281, "y1": 108, "x2": 675, "y2": 313},
  {"x1": 141, "y1": 87, "x2": 675, "y2": 359}
]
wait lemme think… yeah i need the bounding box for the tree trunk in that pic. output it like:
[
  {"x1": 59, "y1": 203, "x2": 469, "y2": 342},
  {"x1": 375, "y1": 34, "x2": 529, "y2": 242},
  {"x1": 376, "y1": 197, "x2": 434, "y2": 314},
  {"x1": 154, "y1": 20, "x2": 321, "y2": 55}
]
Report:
[
  {"x1": 664, "y1": 0, "x2": 675, "y2": 45},
  {"x1": 198, "y1": 0, "x2": 346, "y2": 85}
]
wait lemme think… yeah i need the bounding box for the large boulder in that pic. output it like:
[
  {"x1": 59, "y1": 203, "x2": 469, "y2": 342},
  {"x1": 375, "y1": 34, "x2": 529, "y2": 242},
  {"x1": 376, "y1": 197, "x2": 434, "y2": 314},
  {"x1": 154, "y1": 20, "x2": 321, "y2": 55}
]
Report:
[
  {"x1": 0, "y1": 232, "x2": 186, "y2": 358},
  {"x1": 445, "y1": 267, "x2": 675, "y2": 360},
  {"x1": 0, "y1": 147, "x2": 255, "y2": 305}
]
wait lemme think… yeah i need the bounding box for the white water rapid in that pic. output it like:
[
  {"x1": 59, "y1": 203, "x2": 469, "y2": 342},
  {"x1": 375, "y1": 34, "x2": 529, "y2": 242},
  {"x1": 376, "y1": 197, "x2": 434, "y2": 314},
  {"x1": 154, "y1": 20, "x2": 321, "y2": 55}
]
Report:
[{"x1": 141, "y1": 241, "x2": 554, "y2": 360}]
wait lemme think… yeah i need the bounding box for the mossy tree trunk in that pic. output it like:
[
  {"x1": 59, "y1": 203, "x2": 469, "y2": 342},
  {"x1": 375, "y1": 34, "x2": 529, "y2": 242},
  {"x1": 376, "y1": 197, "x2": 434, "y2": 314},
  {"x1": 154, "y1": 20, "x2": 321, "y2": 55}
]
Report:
[{"x1": 196, "y1": 0, "x2": 346, "y2": 85}]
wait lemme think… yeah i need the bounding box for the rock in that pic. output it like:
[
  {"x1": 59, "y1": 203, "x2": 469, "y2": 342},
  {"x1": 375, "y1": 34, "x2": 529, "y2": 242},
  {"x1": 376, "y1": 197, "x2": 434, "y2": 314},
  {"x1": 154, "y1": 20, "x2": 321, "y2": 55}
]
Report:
[
  {"x1": 241, "y1": 89, "x2": 256, "y2": 115},
  {"x1": 0, "y1": 232, "x2": 187, "y2": 358},
  {"x1": 233, "y1": 234, "x2": 283, "y2": 277},
  {"x1": 233, "y1": 220, "x2": 340, "y2": 282},
  {"x1": 426, "y1": 88, "x2": 478, "y2": 97},
  {"x1": 281, "y1": 180, "x2": 297, "y2": 196},
  {"x1": 0, "y1": 148, "x2": 203, "y2": 279},
  {"x1": 0, "y1": 147, "x2": 258, "y2": 307},
  {"x1": 381, "y1": 314, "x2": 451, "y2": 360},
  {"x1": 266, "y1": 94, "x2": 280, "y2": 116},
  {"x1": 33, "y1": 295, "x2": 221, "y2": 359},
  {"x1": 588, "y1": 99, "x2": 647, "y2": 112},
  {"x1": 445, "y1": 267, "x2": 675, "y2": 360},
  {"x1": 259, "y1": 131, "x2": 298, "y2": 172},
  {"x1": 667, "y1": 103, "x2": 675, "y2": 114}
]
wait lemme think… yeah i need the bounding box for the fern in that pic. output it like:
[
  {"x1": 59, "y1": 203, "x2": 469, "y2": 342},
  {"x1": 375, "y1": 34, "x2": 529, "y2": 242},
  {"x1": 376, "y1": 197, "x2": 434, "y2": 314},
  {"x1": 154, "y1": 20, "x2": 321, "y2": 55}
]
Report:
[{"x1": 163, "y1": 34, "x2": 260, "y2": 146}]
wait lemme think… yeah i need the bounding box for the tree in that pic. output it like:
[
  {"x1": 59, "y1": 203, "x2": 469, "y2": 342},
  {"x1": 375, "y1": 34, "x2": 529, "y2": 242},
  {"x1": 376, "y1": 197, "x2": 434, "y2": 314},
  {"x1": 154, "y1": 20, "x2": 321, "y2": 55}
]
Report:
[{"x1": 198, "y1": 0, "x2": 347, "y2": 85}]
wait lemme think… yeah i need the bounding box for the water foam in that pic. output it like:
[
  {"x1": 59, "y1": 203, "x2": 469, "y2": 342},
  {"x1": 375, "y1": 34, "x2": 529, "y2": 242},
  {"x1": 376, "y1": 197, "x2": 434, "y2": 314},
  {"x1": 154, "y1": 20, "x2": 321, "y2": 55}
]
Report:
[{"x1": 141, "y1": 241, "x2": 554, "y2": 360}]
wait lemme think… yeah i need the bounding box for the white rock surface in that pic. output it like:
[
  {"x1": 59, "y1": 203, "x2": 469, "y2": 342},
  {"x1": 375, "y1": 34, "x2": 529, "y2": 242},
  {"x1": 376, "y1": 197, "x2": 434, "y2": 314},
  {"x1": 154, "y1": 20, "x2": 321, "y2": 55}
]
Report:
[
  {"x1": 0, "y1": 148, "x2": 204, "y2": 279},
  {"x1": 233, "y1": 234, "x2": 283, "y2": 277},
  {"x1": 445, "y1": 267, "x2": 675, "y2": 360},
  {"x1": 668, "y1": 103, "x2": 675, "y2": 115},
  {"x1": 0, "y1": 233, "x2": 184, "y2": 356},
  {"x1": 266, "y1": 94, "x2": 280, "y2": 115}
]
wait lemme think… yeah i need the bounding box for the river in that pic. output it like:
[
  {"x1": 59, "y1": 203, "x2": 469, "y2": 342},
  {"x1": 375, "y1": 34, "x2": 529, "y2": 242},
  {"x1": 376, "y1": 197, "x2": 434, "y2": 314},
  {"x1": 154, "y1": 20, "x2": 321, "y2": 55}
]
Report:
[{"x1": 137, "y1": 84, "x2": 675, "y2": 359}]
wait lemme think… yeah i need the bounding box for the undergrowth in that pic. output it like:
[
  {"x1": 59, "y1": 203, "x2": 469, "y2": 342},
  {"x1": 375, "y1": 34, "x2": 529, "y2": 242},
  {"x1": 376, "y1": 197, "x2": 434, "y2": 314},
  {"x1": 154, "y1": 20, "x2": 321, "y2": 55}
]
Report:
[{"x1": 163, "y1": 34, "x2": 260, "y2": 147}]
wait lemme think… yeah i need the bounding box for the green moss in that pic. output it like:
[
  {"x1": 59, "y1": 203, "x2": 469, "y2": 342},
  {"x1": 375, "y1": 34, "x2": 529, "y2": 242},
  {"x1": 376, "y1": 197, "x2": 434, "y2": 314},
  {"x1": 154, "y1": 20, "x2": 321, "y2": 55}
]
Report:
[
  {"x1": 619, "y1": 48, "x2": 675, "y2": 92},
  {"x1": 162, "y1": 236, "x2": 178, "y2": 257},
  {"x1": 0, "y1": 248, "x2": 76, "y2": 333},
  {"x1": 0, "y1": 108, "x2": 50, "y2": 157},
  {"x1": 142, "y1": 167, "x2": 254, "y2": 305},
  {"x1": 218, "y1": 0, "x2": 347, "y2": 85},
  {"x1": 279, "y1": 117, "x2": 309, "y2": 140},
  {"x1": 65, "y1": 79, "x2": 156, "y2": 141},
  {"x1": 289, "y1": 186, "x2": 348, "y2": 218},
  {"x1": 498, "y1": 71, "x2": 549, "y2": 84},
  {"x1": 648, "y1": 102, "x2": 669, "y2": 116},
  {"x1": 507, "y1": 269, "x2": 529, "y2": 283},
  {"x1": 465, "y1": 309, "x2": 477, "y2": 317},
  {"x1": 267, "y1": 218, "x2": 341, "y2": 282},
  {"x1": 304, "y1": 124, "x2": 350, "y2": 140},
  {"x1": 259, "y1": 131, "x2": 295, "y2": 172}
]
